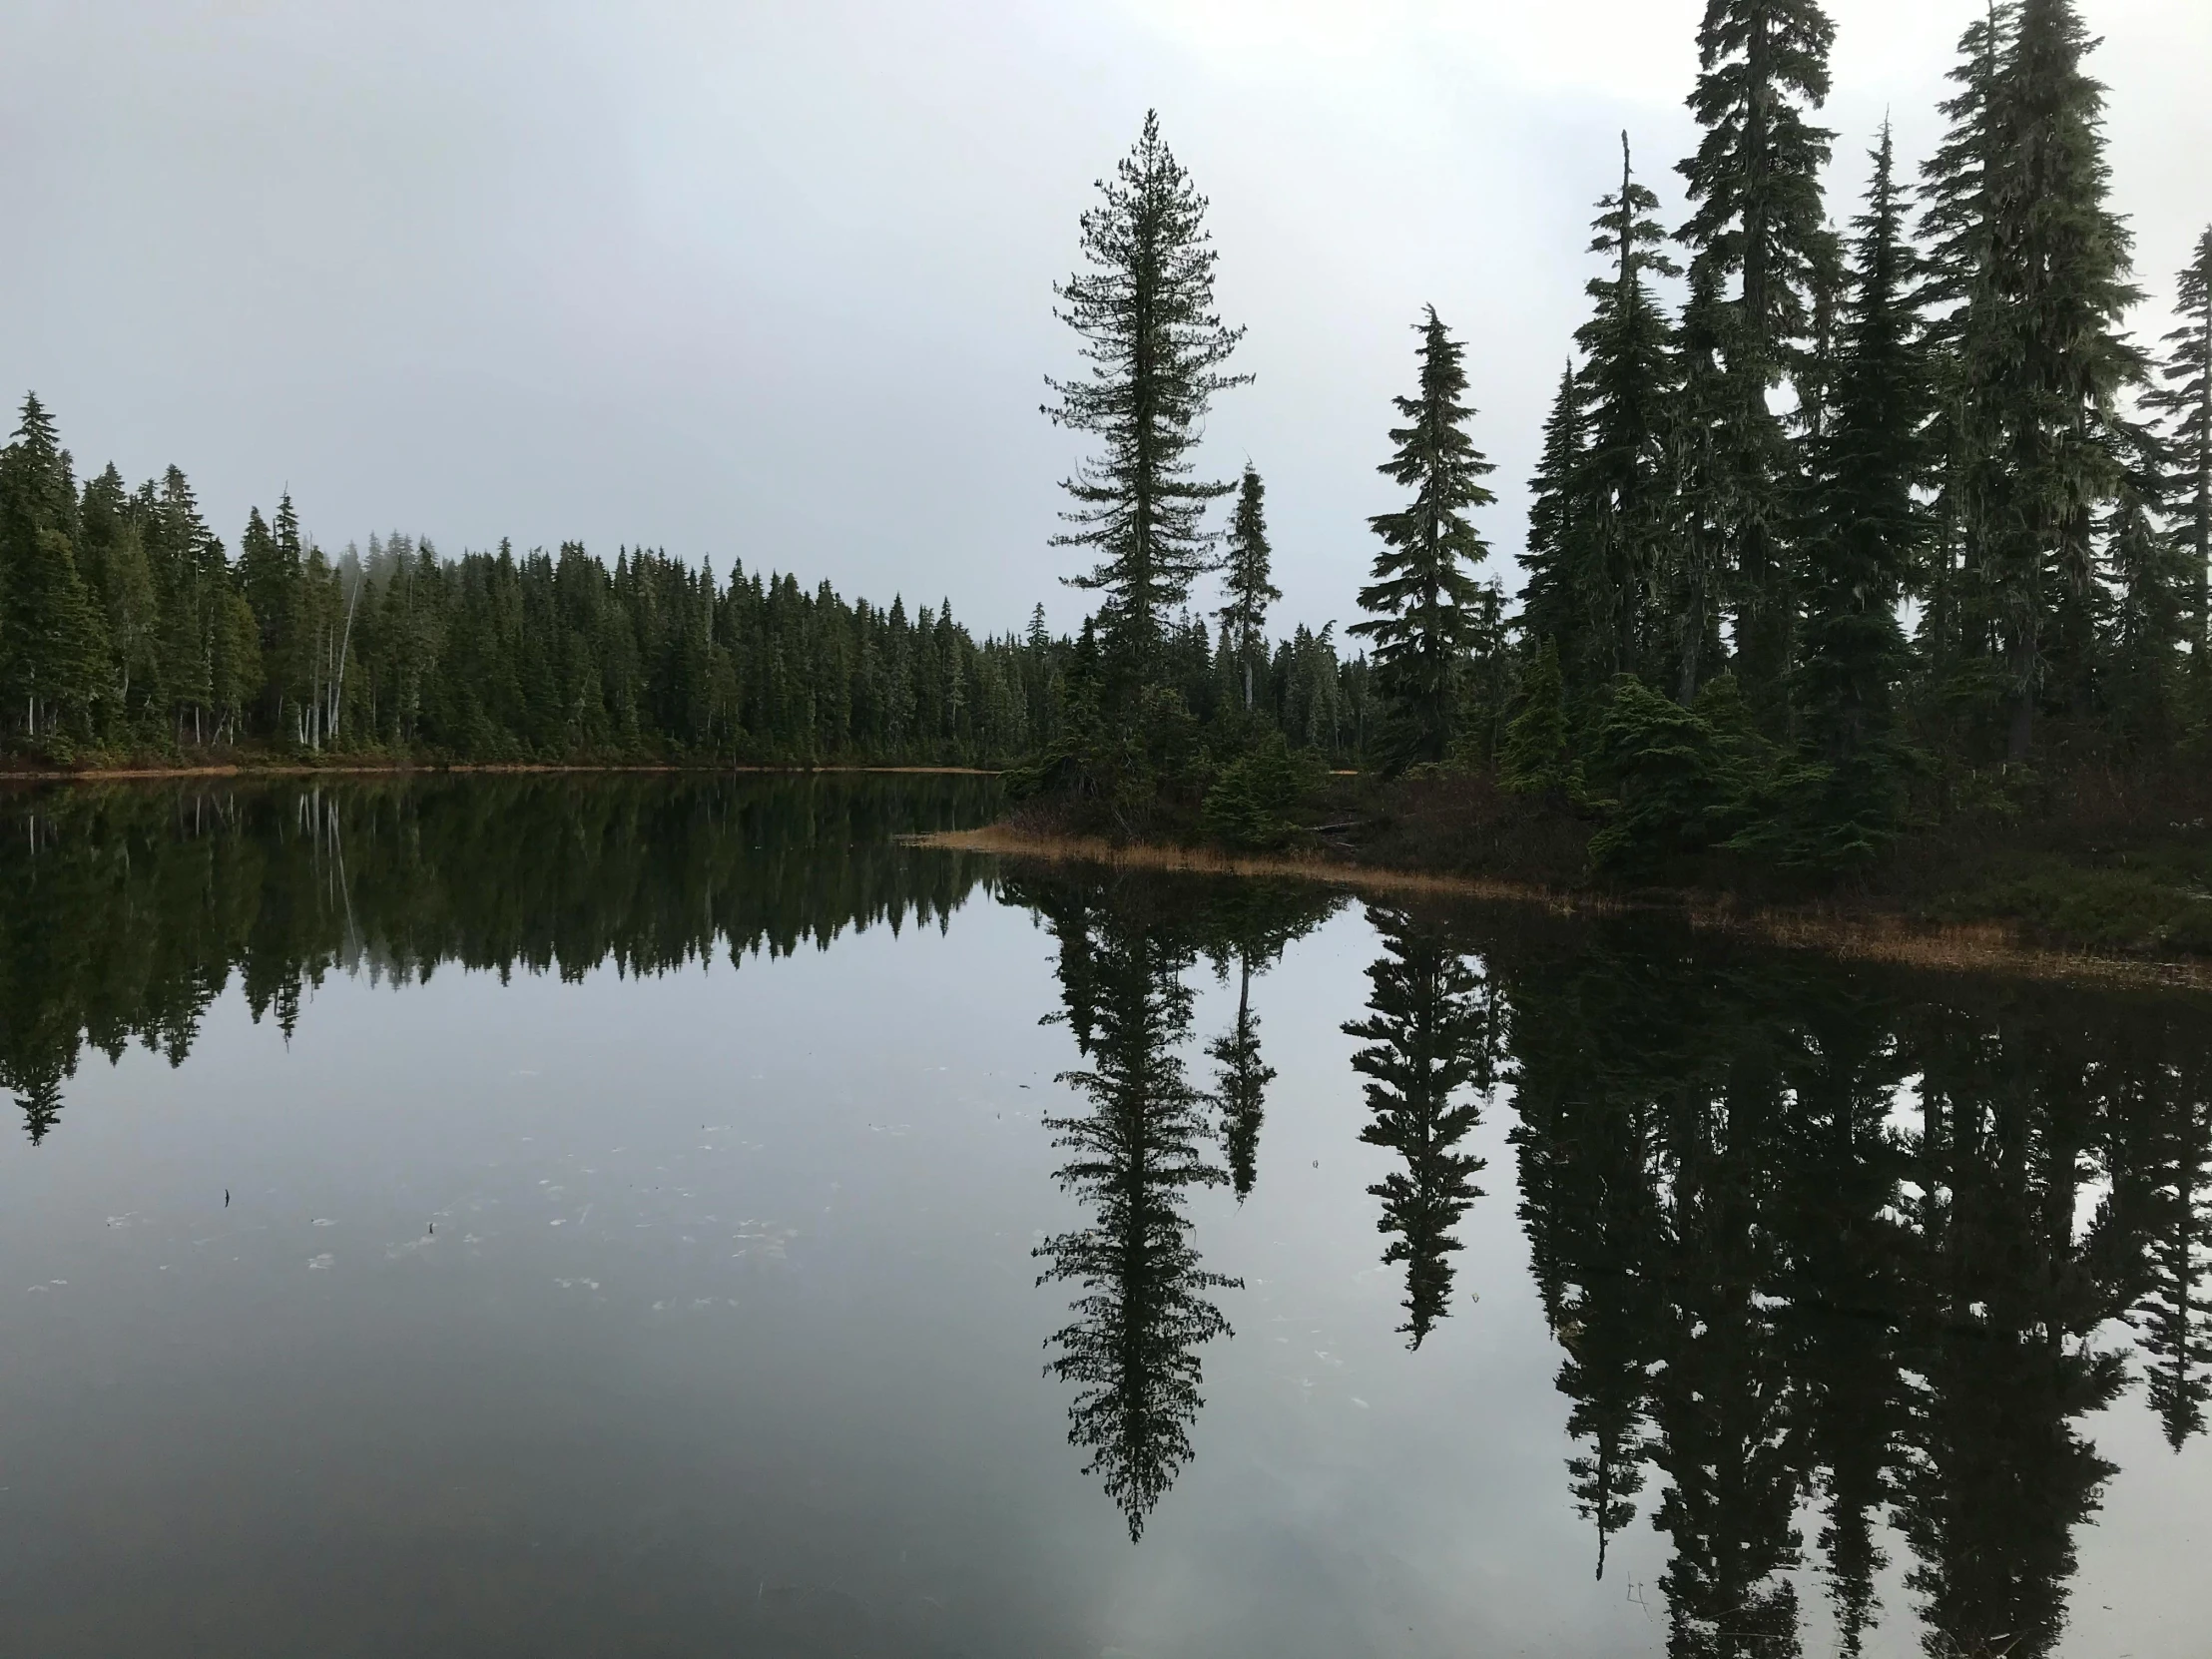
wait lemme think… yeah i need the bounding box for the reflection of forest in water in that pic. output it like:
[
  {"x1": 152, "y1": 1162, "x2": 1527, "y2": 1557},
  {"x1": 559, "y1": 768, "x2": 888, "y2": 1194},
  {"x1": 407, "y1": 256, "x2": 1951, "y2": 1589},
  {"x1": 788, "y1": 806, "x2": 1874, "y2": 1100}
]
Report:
[{"x1": 5, "y1": 782, "x2": 2209, "y2": 1657}]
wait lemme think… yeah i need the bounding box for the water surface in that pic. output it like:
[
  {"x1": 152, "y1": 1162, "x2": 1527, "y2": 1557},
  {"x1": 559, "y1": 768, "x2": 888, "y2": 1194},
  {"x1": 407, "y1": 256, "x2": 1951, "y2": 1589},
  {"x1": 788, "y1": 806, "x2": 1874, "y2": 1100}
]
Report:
[{"x1": 2, "y1": 777, "x2": 2206, "y2": 1657}]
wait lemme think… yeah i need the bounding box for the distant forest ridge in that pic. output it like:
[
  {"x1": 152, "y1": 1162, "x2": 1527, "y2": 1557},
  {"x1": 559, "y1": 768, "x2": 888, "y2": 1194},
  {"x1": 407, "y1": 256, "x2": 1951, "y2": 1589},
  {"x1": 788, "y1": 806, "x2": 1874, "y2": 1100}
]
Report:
[{"x1": 0, "y1": 414, "x2": 1372, "y2": 768}]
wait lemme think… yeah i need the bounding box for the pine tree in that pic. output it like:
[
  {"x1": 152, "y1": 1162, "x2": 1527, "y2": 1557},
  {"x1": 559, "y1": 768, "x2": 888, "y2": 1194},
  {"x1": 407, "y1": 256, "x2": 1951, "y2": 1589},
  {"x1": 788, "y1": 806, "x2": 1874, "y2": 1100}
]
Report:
[
  {"x1": 2146, "y1": 227, "x2": 2212, "y2": 716},
  {"x1": 1045, "y1": 111, "x2": 1249, "y2": 701},
  {"x1": 0, "y1": 394, "x2": 106, "y2": 741},
  {"x1": 1791, "y1": 125, "x2": 1928, "y2": 846},
  {"x1": 1351, "y1": 306, "x2": 1495, "y2": 768},
  {"x1": 1214, "y1": 463, "x2": 1280, "y2": 712},
  {"x1": 1676, "y1": 0, "x2": 1838, "y2": 719}
]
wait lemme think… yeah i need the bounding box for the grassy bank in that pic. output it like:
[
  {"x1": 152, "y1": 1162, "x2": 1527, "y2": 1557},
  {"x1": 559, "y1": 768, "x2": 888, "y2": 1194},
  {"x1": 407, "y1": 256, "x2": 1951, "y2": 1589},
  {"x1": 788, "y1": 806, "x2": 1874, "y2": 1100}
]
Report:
[{"x1": 943, "y1": 763, "x2": 2212, "y2": 986}]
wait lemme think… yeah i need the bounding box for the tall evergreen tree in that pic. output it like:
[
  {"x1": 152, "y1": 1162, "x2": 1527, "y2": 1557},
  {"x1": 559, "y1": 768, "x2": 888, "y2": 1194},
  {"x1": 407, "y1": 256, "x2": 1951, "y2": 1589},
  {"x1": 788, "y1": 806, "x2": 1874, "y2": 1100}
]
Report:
[
  {"x1": 1214, "y1": 463, "x2": 1280, "y2": 712},
  {"x1": 1518, "y1": 362, "x2": 1586, "y2": 666},
  {"x1": 76, "y1": 462, "x2": 156, "y2": 726},
  {"x1": 1921, "y1": 0, "x2": 2143, "y2": 758},
  {"x1": 2146, "y1": 227, "x2": 2212, "y2": 715},
  {"x1": 1044, "y1": 110, "x2": 1249, "y2": 699},
  {"x1": 1535, "y1": 138, "x2": 1680, "y2": 702},
  {"x1": 1352, "y1": 307, "x2": 1495, "y2": 768},
  {"x1": 1677, "y1": 0, "x2": 1838, "y2": 719},
  {"x1": 1791, "y1": 125, "x2": 1928, "y2": 854}
]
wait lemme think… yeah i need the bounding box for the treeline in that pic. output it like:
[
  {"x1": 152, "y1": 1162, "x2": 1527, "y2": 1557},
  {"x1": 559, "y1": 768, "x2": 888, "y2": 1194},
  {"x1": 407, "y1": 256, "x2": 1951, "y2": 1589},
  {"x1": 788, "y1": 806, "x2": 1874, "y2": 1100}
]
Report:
[
  {"x1": 0, "y1": 401, "x2": 1372, "y2": 769},
  {"x1": 0, "y1": 775, "x2": 998, "y2": 1138},
  {"x1": 1029, "y1": 3, "x2": 2212, "y2": 873},
  {"x1": 1491, "y1": 0, "x2": 2212, "y2": 870}
]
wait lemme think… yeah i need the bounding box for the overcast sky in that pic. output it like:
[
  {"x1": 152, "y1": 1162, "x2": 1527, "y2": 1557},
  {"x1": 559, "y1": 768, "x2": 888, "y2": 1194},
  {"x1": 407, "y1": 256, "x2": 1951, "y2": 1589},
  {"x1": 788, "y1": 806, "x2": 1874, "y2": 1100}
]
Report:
[{"x1": 4, "y1": 0, "x2": 2207, "y2": 635}]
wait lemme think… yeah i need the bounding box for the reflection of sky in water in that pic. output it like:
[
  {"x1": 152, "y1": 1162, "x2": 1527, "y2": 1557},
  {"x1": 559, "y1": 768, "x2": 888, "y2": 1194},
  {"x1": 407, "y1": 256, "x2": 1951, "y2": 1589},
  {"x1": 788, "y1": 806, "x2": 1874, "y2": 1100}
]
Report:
[{"x1": 0, "y1": 784, "x2": 2207, "y2": 1658}]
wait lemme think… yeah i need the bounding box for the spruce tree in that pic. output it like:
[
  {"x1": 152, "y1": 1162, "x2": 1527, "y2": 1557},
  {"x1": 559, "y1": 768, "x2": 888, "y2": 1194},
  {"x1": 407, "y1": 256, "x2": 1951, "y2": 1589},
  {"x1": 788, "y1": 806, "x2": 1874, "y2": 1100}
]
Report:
[
  {"x1": 1351, "y1": 306, "x2": 1495, "y2": 768},
  {"x1": 1792, "y1": 125, "x2": 1928, "y2": 846},
  {"x1": 1045, "y1": 111, "x2": 1249, "y2": 700},
  {"x1": 2146, "y1": 227, "x2": 2212, "y2": 715},
  {"x1": 1676, "y1": 0, "x2": 1838, "y2": 719},
  {"x1": 1214, "y1": 463, "x2": 1280, "y2": 712}
]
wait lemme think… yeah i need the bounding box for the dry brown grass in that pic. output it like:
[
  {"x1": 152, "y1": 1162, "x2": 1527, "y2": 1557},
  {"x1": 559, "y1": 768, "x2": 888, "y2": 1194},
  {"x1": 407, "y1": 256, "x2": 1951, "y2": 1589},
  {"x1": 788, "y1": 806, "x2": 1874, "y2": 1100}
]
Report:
[
  {"x1": 911, "y1": 825, "x2": 2212, "y2": 993},
  {"x1": 3, "y1": 762, "x2": 1000, "y2": 783}
]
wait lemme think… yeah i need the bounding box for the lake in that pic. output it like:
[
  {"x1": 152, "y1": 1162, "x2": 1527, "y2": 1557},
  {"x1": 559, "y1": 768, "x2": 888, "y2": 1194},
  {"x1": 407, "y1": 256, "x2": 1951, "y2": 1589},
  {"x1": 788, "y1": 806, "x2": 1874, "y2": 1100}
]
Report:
[{"x1": 1, "y1": 776, "x2": 2205, "y2": 1658}]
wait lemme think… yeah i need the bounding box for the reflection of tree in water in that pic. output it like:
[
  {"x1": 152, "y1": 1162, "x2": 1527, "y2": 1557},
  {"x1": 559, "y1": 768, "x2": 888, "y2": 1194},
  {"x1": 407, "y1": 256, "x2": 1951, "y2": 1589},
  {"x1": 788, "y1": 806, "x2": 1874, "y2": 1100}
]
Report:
[
  {"x1": 0, "y1": 776, "x2": 998, "y2": 1144},
  {"x1": 1035, "y1": 902, "x2": 1233, "y2": 1540},
  {"x1": 1197, "y1": 879, "x2": 1333, "y2": 1202},
  {"x1": 1011, "y1": 870, "x2": 1341, "y2": 1539},
  {"x1": 1494, "y1": 915, "x2": 2212, "y2": 1659},
  {"x1": 2132, "y1": 1041, "x2": 2212, "y2": 1450},
  {"x1": 1344, "y1": 904, "x2": 1495, "y2": 1348},
  {"x1": 1208, "y1": 961, "x2": 1273, "y2": 1203}
]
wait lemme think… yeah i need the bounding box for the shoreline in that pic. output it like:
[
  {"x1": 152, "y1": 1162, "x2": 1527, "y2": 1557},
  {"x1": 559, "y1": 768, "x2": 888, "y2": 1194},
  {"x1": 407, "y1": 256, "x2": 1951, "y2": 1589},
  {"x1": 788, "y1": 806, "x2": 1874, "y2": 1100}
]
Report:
[
  {"x1": 909, "y1": 825, "x2": 2212, "y2": 994},
  {"x1": 1, "y1": 762, "x2": 1003, "y2": 783}
]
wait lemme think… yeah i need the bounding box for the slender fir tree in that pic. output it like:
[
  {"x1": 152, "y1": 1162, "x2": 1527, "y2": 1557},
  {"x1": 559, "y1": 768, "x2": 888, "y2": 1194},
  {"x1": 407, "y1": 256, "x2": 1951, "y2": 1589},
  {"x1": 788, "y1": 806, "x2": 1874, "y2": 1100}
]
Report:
[
  {"x1": 1352, "y1": 307, "x2": 1495, "y2": 769},
  {"x1": 1676, "y1": 0, "x2": 1838, "y2": 720},
  {"x1": 2146, "y1": 227, "x2": 2212, "y2": 715},
  {"x1": 1791, "y1": 124, "x2": 1928, "y2": 849},
  {"x1": 1563, "y1": 138, "x2": 1680, "y2": 699},
  {"x1": 1518, "y1": 363, "x2": 1586, "y2": 663},
  {"x1": 1044, "y1": 111, "x2": 1249, "y2": 700},
  {"x1": 1215, "y1": 463, "x2": 1281, "y2": 713}
]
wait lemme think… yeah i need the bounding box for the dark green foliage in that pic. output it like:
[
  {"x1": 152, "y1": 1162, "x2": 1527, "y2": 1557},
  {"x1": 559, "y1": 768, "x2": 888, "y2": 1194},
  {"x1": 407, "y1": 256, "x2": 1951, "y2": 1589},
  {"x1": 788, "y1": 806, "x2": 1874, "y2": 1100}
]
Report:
[
  {"x1": 1524, "y1": 141, "x2": 1681, "y2": 704},
  {"x1": 1343, "y1": 906, "x2": 1493, "y2": 1347},
  {"x1": 1499, "y1": 638, "x2": 1573, "y2": 800},
  {"x1": 1919, "y1": 0, "x2": 2144, "y2": 759},
  {"x1": 1677, "y1": 0, "x2": 1838, "y2": 716},
  {"x1": 1215, "y1": 463, "x2": 1280, "y2": 713},
  {"x1": 1045, "y1": 111, "x2": 1249, "y2": 700},
  {"x1": 1583, "y1": 678, "x2": 1740, "y2": 874},
  {"x1": 0, "y1": 395, "x2": 1079, "y2": 767},
  {"x1": 1796, "y1": 127, "x2": 1924, "y2": 773},
  {"x1": 1198, "y1": 731, "x2": 1321, "y2": 851},
  {"x1": 2145, "y1": 227, "x2": 2212, "y2": 718},
  {"x1": 1352, "y1": 307, "x2": 1496, "y2": 769},
  {"x1": 0, "y1": 395, "x2": 107, "y2": 747}
]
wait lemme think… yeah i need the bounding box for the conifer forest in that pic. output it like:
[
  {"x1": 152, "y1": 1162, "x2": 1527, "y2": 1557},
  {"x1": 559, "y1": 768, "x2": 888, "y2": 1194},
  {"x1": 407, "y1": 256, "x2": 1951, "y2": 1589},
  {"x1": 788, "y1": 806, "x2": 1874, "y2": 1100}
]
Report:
[{"x1": 5, "y1": 0, "x2": 2208, "y2": 915}]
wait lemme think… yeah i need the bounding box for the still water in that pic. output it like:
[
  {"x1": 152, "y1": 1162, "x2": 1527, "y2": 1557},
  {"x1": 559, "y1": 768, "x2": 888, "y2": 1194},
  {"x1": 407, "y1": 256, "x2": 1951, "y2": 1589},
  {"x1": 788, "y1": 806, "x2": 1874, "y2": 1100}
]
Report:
[{"x1": 2, "y1": 776, "x2": 2206, "y2": 1658}]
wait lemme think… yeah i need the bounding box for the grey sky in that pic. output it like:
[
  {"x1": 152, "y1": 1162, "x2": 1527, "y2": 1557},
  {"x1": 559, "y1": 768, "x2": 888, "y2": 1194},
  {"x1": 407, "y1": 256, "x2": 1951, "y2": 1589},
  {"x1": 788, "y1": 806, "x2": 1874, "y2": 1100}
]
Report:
[{"x1": 5, "y1": 0, "x2": 2207, "y2": 636}]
